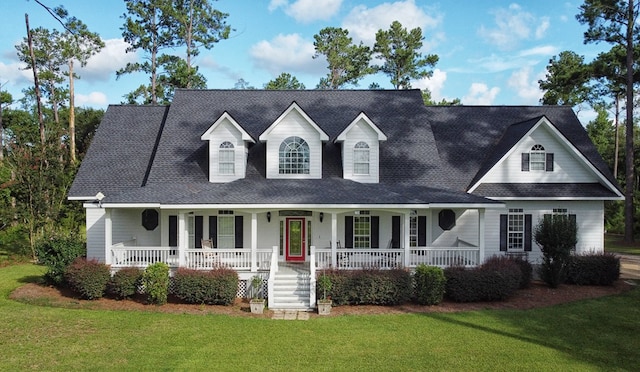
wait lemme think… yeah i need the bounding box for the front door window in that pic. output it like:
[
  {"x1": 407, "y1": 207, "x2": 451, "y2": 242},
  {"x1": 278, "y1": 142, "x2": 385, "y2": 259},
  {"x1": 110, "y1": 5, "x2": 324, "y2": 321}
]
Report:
[{"x1": 286, "y1": 217, "x2": 305, "y2": 261}]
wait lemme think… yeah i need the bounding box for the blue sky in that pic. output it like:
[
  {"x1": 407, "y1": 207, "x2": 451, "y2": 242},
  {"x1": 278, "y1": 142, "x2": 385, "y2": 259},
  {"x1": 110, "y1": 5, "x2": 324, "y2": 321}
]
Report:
[{"x1": 0, "y1": 0, "x2": 610, "y2": 123}]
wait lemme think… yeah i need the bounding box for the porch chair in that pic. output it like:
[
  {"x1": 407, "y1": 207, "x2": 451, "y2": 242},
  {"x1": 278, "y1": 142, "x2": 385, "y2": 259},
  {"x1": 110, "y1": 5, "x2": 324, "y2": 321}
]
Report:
[{"x1": 199, "y1": 239, "x2": 219, "y2": 267}]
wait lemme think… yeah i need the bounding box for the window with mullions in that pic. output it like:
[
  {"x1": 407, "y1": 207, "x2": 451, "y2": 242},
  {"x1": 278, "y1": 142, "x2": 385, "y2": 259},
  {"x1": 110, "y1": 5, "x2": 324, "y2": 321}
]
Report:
[
  {"x1": 219, "y1": 141, "x2": 235, "y2": 175},
  {"x1": 353, "y1": 141, "x2": 370, "y2": 175},
  {"x1": 410, "y1": 210, "x2": 418, "y2": 247},
  {"x1": 354, "y1": 211, "x2": 370, "y2": 248},
  {"x1": 279, "y1": 136, "x2": 310, "y2": 174},
  {"x1": 530, "y1": 144, "x2": 546, "y2": 171},
  {"x1": 508, "y1": 208, "x2": 524, "y2": 250},
  {"x1": 218, "y1": 210, "x2": 234, "y2": 249}
]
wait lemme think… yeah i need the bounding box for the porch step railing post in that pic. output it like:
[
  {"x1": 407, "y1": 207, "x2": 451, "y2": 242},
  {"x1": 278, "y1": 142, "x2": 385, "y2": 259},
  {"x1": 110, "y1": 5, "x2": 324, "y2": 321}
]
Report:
[
  {"x1": 268, "y1": 245, "x2": 278, "y2": 309},
  {"x1": 310, "y1": 245, "x2": 316, "y2": 307}
]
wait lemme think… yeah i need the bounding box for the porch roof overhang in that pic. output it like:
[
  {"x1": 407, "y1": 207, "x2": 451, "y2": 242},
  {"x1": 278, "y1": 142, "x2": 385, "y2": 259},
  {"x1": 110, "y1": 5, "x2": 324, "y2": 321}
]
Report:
[
  {"x1": 471, "y1": 182, "x2": 623, "y2": 200},
  {"x1": 88, "y1": 178, "x2": 503, "y2": 209}
]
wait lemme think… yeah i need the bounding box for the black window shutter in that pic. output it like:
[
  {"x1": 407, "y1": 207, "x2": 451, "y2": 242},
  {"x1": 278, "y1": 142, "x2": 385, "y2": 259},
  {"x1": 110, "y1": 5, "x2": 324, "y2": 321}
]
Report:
[
  {"x1": 499, "y1": 214, "x2": 507, "y2": 251},
  {"x1": 209, "y1": 216, "x2": 217, "y2": 248},
  {"x1": 371, "y1": 216, "x2": 379, "y2": 248},
  {"x1": 235, "y1": 216, "x2": 243, "y2": 248},
  {"x1": 195, "y1": 216, "x2": 203, "y2": 248},
  {"x1": 546, "y1": 153, "x2": 554, "y2": 171},
  {"x1": 169, "y1": 215, "x2": 178, "y2": 247},
  {"x1": 521, "y1": 153, "x2": 530, "y2": 171},
  {"x1": 524, "y1": 214, "x2": 532, "y2": 251},
  {"x1": 391, "y1": 216, "x2": 400, "y2": 248},
  {"x1": 418, "y1": 216, "x2": 427, "y2": 247},
  {"x1": 345, "y1": 216, "x2": 353, "y2": 248}
]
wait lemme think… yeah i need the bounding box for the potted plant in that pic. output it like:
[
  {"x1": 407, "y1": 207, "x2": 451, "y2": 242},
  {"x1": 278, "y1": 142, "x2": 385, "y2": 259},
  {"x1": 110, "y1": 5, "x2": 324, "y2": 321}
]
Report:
[
  {"x1": 317, "y1": 272, "x2": 332, "y2": 315},
  {"x1": 249, "y1": 275, "x2": 265, "y2": 314}
]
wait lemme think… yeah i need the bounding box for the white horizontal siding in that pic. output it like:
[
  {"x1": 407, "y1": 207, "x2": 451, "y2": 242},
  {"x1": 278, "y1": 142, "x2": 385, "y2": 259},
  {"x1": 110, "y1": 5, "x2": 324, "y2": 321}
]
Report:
[
  {"x1": 431, "y1": 209, "x2": 479, "y2": 247},
  {"x1": 342, "y1": 120, "x2": 380, "y2": 183},
  {"x1": 206, "y1": 120, "x2": 247, "y2": 183},
  {"x1": 111, "y1": 209, "x2": 161, "y2": 247},
  {"x1": 264, "y1": 110, "x2": 323, "y2": 179},
  {"x1": 86, "y1": 208, "x2": 105, "y2": 262},
  {"x1": 484, "y1": 200, "x2": 604, "y2": 264},
  {"x1": 483, "y1": 124, "x2": 598, "y2": 183}
]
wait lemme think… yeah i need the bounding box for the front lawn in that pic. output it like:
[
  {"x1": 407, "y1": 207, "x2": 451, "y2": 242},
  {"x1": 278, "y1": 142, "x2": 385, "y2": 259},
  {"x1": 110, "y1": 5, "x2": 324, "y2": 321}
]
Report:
[
  {"x1": 605, "y1": 234, "x2": 640, "y2": 255},
  {"x1": 1, "y1": 264, "x2": 639, "y2": 371}
]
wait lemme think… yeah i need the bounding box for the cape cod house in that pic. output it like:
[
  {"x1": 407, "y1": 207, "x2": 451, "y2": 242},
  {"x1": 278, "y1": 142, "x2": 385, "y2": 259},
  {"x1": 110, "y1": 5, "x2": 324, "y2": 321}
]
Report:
[{"x1": 68, "y1": 89, "x2": 623, "y2": 309}]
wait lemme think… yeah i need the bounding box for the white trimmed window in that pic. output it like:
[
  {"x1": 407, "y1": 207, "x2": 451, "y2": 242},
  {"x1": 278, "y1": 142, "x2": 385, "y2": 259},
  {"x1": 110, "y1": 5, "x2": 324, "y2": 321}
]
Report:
[
  {"x1": 218, "y1": 141, "x2": 235, "y2": 175},
  {"x1": 353, "y1": 141, "x2": 370, "y2": 175},
  {"x1": 187, "y1": 213, "x2": 195, "y2": 249},
  {"x1": 354, "y1": 211, "x2": 370, "y2": 248},
  {"x1": 508, "y1": 208, "x2": 524, "y2": 250},
  {"x1": 530, "y1": 144, "x2": 546, "y2": 171},
  {"x1": 279, "y1": 136, "x2": 310, "y2": 174},
  {"x1": 217, "y1": 210, "x2": 234, "y2": 249},
  {"x1": 553, "y1": 208, "x2": 568, "y2": 216}
]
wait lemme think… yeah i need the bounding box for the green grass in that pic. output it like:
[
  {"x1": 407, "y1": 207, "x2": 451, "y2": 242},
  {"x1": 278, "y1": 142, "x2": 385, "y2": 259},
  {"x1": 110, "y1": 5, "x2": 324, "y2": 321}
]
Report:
[
  {"x1": 1, "y1": 264, "x2": 639, "y2": 371},
  {"x1": 605, "y1": 234, "x2": 640, "y2": 255}
]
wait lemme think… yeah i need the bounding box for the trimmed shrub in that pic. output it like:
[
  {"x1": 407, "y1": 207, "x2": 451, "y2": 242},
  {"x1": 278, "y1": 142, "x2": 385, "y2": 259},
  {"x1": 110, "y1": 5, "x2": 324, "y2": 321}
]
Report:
[
  {"x1": 108, "y1": 267, "x2": 142, "y2": 299},
  {"x1": 142, "y1": 262, "x2": 170, "y2": 305},
  {"x1": 413, "y1": 265, "x2": 446, "y2": 305},
  {"x1": 172, "y1": 268, "x2": 239, "y2": 305},
  {"x1": 511, "y1": 257, "x2": 533, "y2": 289},
  {"x1": 444, "y1": 259, "x2": 521, "y2": 303},
  {"x1": 319, "y1": 269, "x2": 412, "y2": 306},
  {"x1": 64, "y1": 258, "x2": 111, "y2": 300},
  {"x1": 535, "y1": 215, "x2": 577, "y2": 288},
  {"x1": 35, "y1": 235, "x2": 86, "y2": 285},
  {"x1": 565, "y1": 253, "x2": 620, "y2": 286}
]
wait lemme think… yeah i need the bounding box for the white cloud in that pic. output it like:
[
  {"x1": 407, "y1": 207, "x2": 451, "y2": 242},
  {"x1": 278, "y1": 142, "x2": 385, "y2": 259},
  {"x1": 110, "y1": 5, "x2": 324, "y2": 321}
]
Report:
[
  {"x1": 78, "y1": 38, "x2": 138, "y2": 82},
  {"x1": 0, "y1": 60, "x2": 32, "y2": 87},
  {"x1": 270, "y1": 0, "x2": 343, "y2": 23},
  {"x1": 507, "y1": 66, "x2": 544, "y2": 103},
  {"x1": 249, "y1": 33, "x2": 324, "y2": 76},
  {"x1": 462, "y1": 83, "x2": 500, "y2": 105},
  {"x1": 413, "y1": 68, "x2": 446, "y2": 100},
  {"x1": 478, "y1": 4, "x2": 550, "y2": 50},
  {"x1": 75, "y1": 91, "x2": 108, "y2": 107},
  {"x1": 342, "y1": 0, "x2": 443, "y2": 47}
]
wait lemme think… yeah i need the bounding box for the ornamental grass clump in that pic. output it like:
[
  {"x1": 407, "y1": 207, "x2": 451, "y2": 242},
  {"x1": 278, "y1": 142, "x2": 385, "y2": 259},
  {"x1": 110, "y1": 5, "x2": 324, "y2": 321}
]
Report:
[
  {"x1": 64, "y1": 257, "x2": 111, "y2": 300},
  {"x1": 142, "y1": 262, "x2": 170, "y2": 305}
]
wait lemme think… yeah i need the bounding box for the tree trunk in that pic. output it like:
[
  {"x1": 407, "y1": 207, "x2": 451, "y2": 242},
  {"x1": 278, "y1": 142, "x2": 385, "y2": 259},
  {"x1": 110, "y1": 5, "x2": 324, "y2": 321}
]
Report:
[
  {"x1": 0, "y1": 96, "x2": 4, "y2": 161},
  {"x1": 25, "y1": 13, "x2": 45, "y2": 145},
  {"x1": 68, "y1": 59, "x2": 76, "y2": 163},
  {"x1": 614, "y1": 94, "x2": 620, "y2": 178},
  {"x1": 623, "y1": 0, "x2": 635, "y2": 243}
]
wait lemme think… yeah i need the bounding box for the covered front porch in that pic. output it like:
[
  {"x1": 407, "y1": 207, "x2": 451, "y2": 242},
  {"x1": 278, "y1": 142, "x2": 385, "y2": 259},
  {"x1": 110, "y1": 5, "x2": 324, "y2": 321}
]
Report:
[{"x1": 101, "y1": 206, "x2": 490, "y2": 272}]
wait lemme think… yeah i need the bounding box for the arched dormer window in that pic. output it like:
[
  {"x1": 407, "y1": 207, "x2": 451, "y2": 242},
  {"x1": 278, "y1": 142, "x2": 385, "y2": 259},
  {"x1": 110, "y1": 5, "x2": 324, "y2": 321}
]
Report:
[
  {"x1": 530, "y1": 144, "x2": 546, "y2": 171},
  {"x1": 353, "y1": 141, "x2": 370, "y2": 175},
  {"x1": 279, "y1": 136, "x2": 310, "y2": 174},
  {"x1": 219, "y1": 141, "x2": 235, "y2": 175}
]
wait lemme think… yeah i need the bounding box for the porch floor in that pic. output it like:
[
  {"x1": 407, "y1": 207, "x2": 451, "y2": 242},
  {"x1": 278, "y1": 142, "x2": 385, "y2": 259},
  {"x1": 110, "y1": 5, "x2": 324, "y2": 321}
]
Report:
[{"x1": 277, "y1": 262, "x2": 310, "y2": 275}]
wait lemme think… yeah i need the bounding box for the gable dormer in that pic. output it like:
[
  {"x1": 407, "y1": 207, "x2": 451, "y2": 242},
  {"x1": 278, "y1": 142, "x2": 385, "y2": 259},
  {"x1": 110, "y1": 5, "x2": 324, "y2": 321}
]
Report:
[
  {"x1": 201, "y1": 112, "x2": 255, "y2": 183},
  {"x1": 335, "y1": 112, "x2": 387, "y2": 183},
  {"x1": 259, "y1": 102, "x2": 329, "y2": 179}
]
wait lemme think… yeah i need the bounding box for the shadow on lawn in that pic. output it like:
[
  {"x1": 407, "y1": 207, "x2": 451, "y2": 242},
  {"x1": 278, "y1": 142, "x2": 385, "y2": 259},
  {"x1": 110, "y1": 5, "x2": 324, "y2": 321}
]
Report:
[{"x1": 423, "y1": 288, "x2": 640, "y2": 370}]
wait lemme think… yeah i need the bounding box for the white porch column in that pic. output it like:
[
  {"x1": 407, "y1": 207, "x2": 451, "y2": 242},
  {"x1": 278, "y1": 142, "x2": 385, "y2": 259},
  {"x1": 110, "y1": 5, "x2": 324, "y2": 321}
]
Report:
[
  {"x1": 178, "y1": 212, "x2": 186, "y2": 267},
  {"x1": 403, "y1": 211, "x2": 411, "y2": 267},
  {"x1": 104, "y1": 209, "x2": 112, "y2": 265},
  {"x1": 479, "y1": 209, "x2": 485, "y2": 265},
  {"x1": 251, "y1": 212, "x2": 258, "y2": 272},
  {"x1": 331, "y1": 212, "x2": 338, "y2": 267}
]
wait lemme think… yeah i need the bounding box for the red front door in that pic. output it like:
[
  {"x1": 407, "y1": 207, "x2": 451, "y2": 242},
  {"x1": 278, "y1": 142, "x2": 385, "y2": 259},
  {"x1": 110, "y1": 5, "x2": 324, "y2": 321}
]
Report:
[{"x1": 286, "y1": 218, "x2": 305, "y2": 262}]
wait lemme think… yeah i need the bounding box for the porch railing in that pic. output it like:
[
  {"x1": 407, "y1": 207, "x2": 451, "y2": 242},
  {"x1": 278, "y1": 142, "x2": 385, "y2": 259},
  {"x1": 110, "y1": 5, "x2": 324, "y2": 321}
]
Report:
[
  {"x1": 314, "y1": 247, "x2": 481, "y2": 270},
  {"x1": 111, "y1": 245, "x2": 272, "y2": 271}
]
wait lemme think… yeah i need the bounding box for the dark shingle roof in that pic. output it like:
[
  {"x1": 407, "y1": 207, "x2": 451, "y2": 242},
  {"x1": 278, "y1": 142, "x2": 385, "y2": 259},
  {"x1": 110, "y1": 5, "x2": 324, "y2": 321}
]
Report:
[
  {"x1": 68, "y1": 90, "x2": 618, "y2": 205},
  {"x1": 68, "y1": 105, "x2": 168, "y2": 198},
  {"x1": 473, "y1": 183, "x2": 619, "y2": 198}
]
